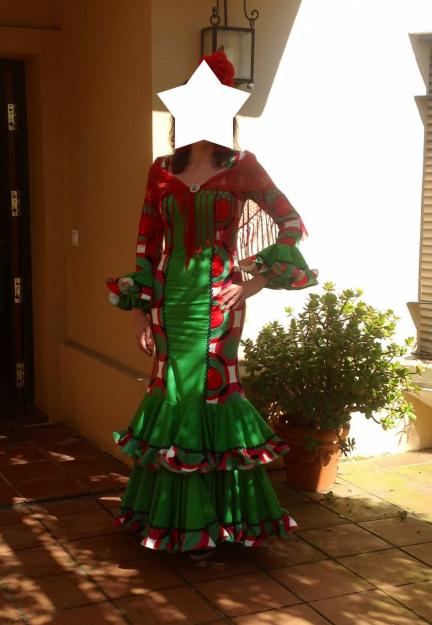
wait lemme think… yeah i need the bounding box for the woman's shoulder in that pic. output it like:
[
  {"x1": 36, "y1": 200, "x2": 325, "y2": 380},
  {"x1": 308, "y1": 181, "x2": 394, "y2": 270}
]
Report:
[
  {"x1": 237, "y1": 149, "x2": 258, "y2": 164},
  {"x1": 152, "y1": 154, "x2": 170, "y2": 169}
]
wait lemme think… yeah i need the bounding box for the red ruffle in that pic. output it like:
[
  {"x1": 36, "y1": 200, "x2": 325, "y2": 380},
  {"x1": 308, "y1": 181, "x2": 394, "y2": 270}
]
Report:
[{"x1": 115, "y1": 429, "x2": 290, "y2": 473}]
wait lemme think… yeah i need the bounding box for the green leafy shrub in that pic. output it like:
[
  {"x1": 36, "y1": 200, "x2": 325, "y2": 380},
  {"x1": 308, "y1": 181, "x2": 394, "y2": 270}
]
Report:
[{"x1": 241, "y1": 282, "x2": 423, "y2": 454}]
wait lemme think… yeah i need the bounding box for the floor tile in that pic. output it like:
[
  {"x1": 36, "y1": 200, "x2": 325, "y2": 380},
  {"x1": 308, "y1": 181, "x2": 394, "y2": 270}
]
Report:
[
  {"x1": 0, "y1": 543, "x2": 77, "y2": 579},
  {"x1": 360, "y1": 516, "x2": 432, "y2": 546},
  {"x1": 240, "y1": 535, "x2": 328, "y2": 570},
  {"x1": 305, "y1": 479, "x2": 367, "y2": 501},
  {"x1": 311, "y1": 588, "x2": 428, "y2": 625},
  {"x1": 171, "y1": 543, "x2": 259, "y2": 582},
  {"x1": 342, "y1": 469, "x2": 412, "y2": 492},
  {"x1": 287, "y1": 503, "x2": 346, "y2": 530},
  {"x1": 114, "y1": 586, "x2": 220, "y2": 624},
  {"x1": 3, "y1": 570, "x2": 106, "y2": 612},
  {"x1": 94, "y1": 492, "x2": 122, "y2": 510},
  {"x1": 194, "y1": 571, "x2": 300, "y2": 616},
  {"x1": 298, "y1": 523, "x2": 390, "y2": 557},
  {"x1": 0, "y1": 518, "x2": 52, "y2": 553},
  {"x1": 0, "y1": 477, "x2": 25, "y2": 506},
  {"x1": 40, "y1": 508, "x2": 118, "y2": 541},
  {"x1": 90, "y1": 557, "x2": 184, "y2": 598},
  {"x1": 0, "y1": 505, "x2": 32, "y2": 527},
  {"x1": 232, "y1": 603, "x2": 332, "y2": 624},
  {"x1": 383, "y1": 580, "x2": 432, "y2": 622},
  {"x1": 338, "y1": 548, "x2": 432, "y2": 587},
  {"x1": 28, "y1": 600, "x2": 130, "y2": 625},
  {"x1": 319, "y1": 493, "x2": 401, "y2": 522},
  {"x1": 402, "y1": 541, "x2": 432, "y2": 566},
  {"x1": 376, "y1": 485, "x2": 432, "y2": 513},
  {"x1": 269, "y1": 469, "x2": 290, "y2": 483},
  {"x1": 3, "y1": 433, "x2": 432, "y2": 625},
  {"x1": 13, "y1": 475, "x2": 87, "y2": 501},
  {"x1": 64, "y1": 532, "x2": 156, "y2": 571},
  {"x1": 72, "y1": 471, "x2": 129, "y2": 493},
  {"x1": 0, "y1": 441, "x2": 48, "y2": 466},
  {"x1": 271, "y1": 482, "x2": 310, "y2": 506},
  {"x1": 394, "y1": 463, "x2": 432, "y2": 485},
  {"x1": 0, "y1": 595, "x2": 26, "y2": 623},
  {"x1": 0, "y1": 459, "x2": 66, "y2": 483},
  {"x1": 338, "y1": 459, "x2": 381, "y2": 474},
  {"x1": 414, "y1": 510, "x2": 432, "y2": 523},
  {"x1": 59, "y1": 455, "x2": 129, "y2": 476},
  {"x1": 28, "y1": 495, "x2": 101, "y2": 519},
  {"x1": 42, "y1": 438, "x2": 104, "y2": 459},
  {"x1": 21, "y1": 423, "x2": 76, "y2": 446},
  {"x1": 270, "y1": 559, "x2": 372, "y2": 601}
]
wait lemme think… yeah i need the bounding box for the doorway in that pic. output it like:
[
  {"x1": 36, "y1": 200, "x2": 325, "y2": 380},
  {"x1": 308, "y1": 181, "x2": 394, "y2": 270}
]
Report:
[{"x1": 0, "y1": 59, "x2": 34, "y2": 408}]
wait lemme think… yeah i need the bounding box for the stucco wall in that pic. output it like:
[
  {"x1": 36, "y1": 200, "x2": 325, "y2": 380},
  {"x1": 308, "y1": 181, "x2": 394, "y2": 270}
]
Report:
[
  {"x1": 0, "y1": 0, "x2": 61, "y2": 29},
  {"x1": 59, "y1": 0, "x2": 154, "y2": 449}
]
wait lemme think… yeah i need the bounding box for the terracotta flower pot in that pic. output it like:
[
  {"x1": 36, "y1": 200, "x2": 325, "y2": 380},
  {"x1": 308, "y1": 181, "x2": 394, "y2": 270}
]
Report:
[{"x1": 273, "y1": 421, "x2": 349, "y2": 493}]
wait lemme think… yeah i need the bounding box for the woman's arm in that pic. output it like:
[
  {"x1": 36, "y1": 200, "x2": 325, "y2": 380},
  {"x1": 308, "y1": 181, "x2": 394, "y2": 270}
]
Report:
[
  {"x1": 132, "y1": 308, "x2": 154, "y2": 356},
  {"x1": 106, "y1": 159, "x2": 163, "y2": 352},
  {"x1": 220, "y1": 272, "x2": 270, "y2": 312}
]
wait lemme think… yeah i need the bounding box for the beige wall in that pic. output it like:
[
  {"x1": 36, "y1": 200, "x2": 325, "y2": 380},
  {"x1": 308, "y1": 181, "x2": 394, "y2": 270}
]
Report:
[
  {"x1": 0, "y1": 0, "x2": 61, "y2": 29},
  {"x1": 62, "y1": 0, "x2": 153, "y2": 367},
  {"x1": 60, "y1": 0, "x2": 154, "y2": 449}
]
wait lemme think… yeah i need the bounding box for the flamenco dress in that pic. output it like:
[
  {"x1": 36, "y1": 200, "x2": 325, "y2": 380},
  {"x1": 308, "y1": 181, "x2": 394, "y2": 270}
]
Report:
[{"x1": 106, "y1": 149, "x2": 318, "y2": 553}]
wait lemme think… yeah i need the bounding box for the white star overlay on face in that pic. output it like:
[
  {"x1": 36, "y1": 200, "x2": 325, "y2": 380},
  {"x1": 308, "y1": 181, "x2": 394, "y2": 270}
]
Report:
[{"x1": 157, "y1": 60, "x2": 250, "y2": 149}]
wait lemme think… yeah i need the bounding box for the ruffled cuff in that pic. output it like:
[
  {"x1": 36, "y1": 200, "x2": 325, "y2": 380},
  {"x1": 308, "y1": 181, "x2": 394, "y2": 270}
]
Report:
[
  {"x1": 239, "y1": 243, "x2": 319, "y2": 290},
  {"x1": 106, "y1": 264, "x2": 154, "y2": 312}
]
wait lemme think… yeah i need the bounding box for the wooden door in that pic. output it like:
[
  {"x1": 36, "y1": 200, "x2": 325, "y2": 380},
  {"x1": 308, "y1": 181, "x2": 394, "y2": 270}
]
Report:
[{"x1": 0, "y1": 59, "x2": 34, "y2": 408}]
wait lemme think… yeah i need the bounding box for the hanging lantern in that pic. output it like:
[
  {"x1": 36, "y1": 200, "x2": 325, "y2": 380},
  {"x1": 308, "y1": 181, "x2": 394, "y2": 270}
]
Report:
[{"x1": 201, "y1": 1, "x2": 259, "y2": 89}]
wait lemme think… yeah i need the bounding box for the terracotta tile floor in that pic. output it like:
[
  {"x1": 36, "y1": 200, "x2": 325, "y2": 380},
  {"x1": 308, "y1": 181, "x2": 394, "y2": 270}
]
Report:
[{"x1": 1, "y1": 410, "x2": 432, "y2": 625}]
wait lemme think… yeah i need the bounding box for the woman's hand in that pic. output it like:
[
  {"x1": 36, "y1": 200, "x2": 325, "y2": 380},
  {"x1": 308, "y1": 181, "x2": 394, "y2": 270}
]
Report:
[
  {"x1": 219, "y1": 273, "x2": 270, "y2": 312},
  {"x1": 132, "y1": 308, "x2": 154, "y2": 356}
]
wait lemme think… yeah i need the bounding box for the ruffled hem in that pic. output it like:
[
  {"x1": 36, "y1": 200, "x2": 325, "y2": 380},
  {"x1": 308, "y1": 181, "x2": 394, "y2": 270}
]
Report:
[
  {"x1": 106, "y1": 265, "x2": 154, "y2": 312},
  {"x1": 239, "y1": 242, "x2": 318, "y2": 290},
  {"x1": 113, "y1": 508, "x2": 297, "y2": 552},
  {"x1": 114, "y1": 395, "x2": 291, "y2": 473},
  {"x1": 114, "y1": 427, "x2": 290, "y2": 472}
]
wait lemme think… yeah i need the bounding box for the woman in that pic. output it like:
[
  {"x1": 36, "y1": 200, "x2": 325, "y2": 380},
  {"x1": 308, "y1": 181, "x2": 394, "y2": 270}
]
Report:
[{"x1": 106, "y1": 51, "x2": 318, "y2": 559}]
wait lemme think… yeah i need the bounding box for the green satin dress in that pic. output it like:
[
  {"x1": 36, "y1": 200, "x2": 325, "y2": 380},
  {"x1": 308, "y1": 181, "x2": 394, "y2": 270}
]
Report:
[{"x1": 106, "y1": 149, "x2": 318, "y2": 552}]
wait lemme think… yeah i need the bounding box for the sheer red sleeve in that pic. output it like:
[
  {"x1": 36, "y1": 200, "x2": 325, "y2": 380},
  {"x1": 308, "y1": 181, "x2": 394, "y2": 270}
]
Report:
[{"x1": 237, "y1": 152, "x2": 318, "y2": 290}]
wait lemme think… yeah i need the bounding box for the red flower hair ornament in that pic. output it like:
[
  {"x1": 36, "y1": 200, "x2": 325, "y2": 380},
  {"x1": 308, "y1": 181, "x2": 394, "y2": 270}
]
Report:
[{"x1": 198, "y1": 49, "x2": 235, "y2": 87}]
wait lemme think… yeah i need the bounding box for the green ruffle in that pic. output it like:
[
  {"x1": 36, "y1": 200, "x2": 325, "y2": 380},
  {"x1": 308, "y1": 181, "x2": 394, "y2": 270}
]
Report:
[
  {"x1": 241, "y1": 243, "x2": 319, "y2": 290},
  {"x1": 106, "y1": 262, "x2": 154, "y2": 312},
  {"x1": 113, "y1": 395, "x2": 290, "y2": 472},
  {"x1": 113, "y1": 463, "x2": 298, "y2": 552}
]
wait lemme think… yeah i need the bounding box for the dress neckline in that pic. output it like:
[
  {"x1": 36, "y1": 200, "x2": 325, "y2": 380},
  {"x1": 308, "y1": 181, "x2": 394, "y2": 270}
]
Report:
[{"x1": 156, "y1": 149, "x2": 245, "y2": 190}]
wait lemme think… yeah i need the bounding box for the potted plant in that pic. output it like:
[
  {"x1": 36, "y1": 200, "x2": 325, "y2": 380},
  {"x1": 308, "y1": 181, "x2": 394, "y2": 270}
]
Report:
[{"x1": 241, "y1": 282, "x2": 423, "y2": 492}]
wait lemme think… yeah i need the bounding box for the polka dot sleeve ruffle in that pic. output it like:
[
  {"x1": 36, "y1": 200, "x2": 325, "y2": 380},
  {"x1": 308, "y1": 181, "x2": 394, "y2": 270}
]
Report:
[{"x1": 239, "y1": 243, "x2": 318, "y2": 290}]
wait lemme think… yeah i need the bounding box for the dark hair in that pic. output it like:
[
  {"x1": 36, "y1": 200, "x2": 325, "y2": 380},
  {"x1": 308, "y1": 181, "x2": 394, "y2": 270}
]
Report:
[{"x1": 168, "y1": 114, "x2": 241, "y2": 174}]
